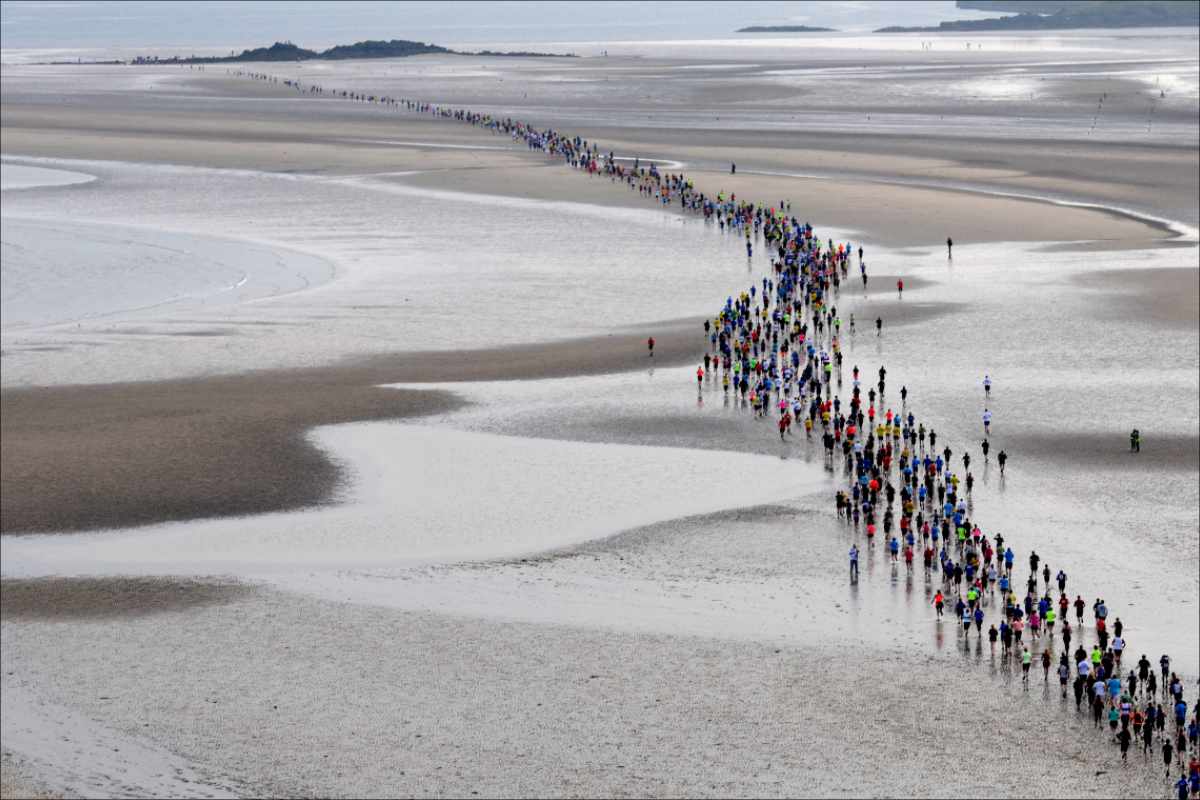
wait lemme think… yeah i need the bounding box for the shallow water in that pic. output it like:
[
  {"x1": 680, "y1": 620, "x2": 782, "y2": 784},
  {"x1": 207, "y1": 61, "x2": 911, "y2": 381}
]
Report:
[
  {"x1": 0, "y1": 162, "x2": 95, "y2": 190},
  {"x1": 118, "y1": 33, "x2": 1196, "y2": 146},
  {"x1": 1, "y1": 155, "x2": 798, "y2": 385},
  {"x1": 1, "y1": 216, "x2": 333, "y2": 330}
]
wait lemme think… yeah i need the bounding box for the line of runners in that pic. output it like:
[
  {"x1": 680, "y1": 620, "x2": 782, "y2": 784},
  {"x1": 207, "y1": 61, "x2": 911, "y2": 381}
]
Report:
[
  {"x1": 697, "y1": 211, "x2": 1198, "y2": 795},
  {"x1": 222, "y1": 66, "x2": 1200, "y2": 797},
  {"x1": 692, "y1": 190, "x2": 1198, "y2": 795}
]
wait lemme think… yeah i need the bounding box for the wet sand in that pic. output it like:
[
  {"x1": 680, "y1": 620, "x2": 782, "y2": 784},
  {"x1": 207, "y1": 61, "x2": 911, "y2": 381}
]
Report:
[
  {"x1": 394, "y1": 163, "x2": 1174, "y2": 247},
  {"x1": 999, "y1": 431, "x2": 1200, "y2": 473},
  {"x1": 0, "y1": 577, "x2": 254, "y2": 620},
  {"x1": 2, "y1": 70, "x2": 1184, "y2": 250},
  {"x1": 1072, "y1": 266, "x2": 1200, "y2": 329},
  {"x1": 5, "y1": 61, "x2": 1196, "y2": 230},
  {"x1": 0, "y1": 753, "x2": 59, "y2": 800},
  {"x1": 1, "y1": 320, "x2": 701, "y2": 534},
  {"x1": 1, "y1": 52, "x2": 1197, "y2": 798},
  {"x1": 838, "y1": 299, "x2": 965, "y2": 328},
  {"x1": 0, "y1": 581, "x2": 1170, "y2": 799}
]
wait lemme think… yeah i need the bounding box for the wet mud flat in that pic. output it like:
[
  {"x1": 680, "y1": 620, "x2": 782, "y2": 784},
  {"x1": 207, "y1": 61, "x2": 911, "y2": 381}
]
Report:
[
  {"x1": 1071, "y1": 266, "x2": 1200, "y2": 330},
  {"x1": 1000, "y1": 430, "x2": 1200, "y2": 472},
  {"x1": 0, "y1": 578, "x2": 1170, "y2": 799},
  {"x1": 0, "y1": 577, "x2": 255, "y2": 621},
  {"x1": 0, "y1": 47, "x2": 1196, "y2": 800},
  {"x1": 0, "y1": 320, "x2": 701, "y2": 535}
]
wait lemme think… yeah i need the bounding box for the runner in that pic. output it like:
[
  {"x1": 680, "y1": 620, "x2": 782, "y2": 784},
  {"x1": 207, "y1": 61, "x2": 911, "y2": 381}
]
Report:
[{"x1": 1118, "y1": 726, "x2": 1132, "y2": 761}]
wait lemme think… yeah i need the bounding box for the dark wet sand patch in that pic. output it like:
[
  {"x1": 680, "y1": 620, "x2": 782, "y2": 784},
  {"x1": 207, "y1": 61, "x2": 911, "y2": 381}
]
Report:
[
  {"x1": 489, "y1": 503, "x2": 799, "y2": 568},
  {"x1": 1, "y1": 321, "x2": 703, "y2": 534},
  {"x1": 98, "y1": 328, "x2": 236, "y2": 338},
  {"x1": 0, "y1": 577, "x2": 254, "y2": 620},
  {"x1": 167, "y1": 330, "x2": 235, "y2": 337},
  {"x1": 1, "y1": 378, "x2": 461, "y2": 535},
  {"x1": 856, "y1": 274, "x2": 936, "y2": 296},
  {"x1": 354, "y1": 317, "x2": 704, "y2": 383},
  {"x1": 488, "y1": 413, "x2": 774, "y2": 464},
  {"x1": 461, "y1": 410, "x2": 829, "y2": 474},
  {"x1": 842, "y1": 300, "x2": 966, "y2": 328},
  {"x1": 1038, "y1": 238, "x2": 1196, "y2": 254},
  {"x1": 999, "y1": 431, "x2": 1199, "y2": 472},
  {"x1": 1071, "y1": 267, "x2": 1199, "y2": 329},
  {"x1": 166, "y1": 319, "x2": 297, "y2": 327}
]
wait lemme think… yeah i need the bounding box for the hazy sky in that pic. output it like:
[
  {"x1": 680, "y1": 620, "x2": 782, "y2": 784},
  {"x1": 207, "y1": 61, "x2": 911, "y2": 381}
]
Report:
[{"x1": 0, "y1": 1, "x2": 1000, "y2": 51}]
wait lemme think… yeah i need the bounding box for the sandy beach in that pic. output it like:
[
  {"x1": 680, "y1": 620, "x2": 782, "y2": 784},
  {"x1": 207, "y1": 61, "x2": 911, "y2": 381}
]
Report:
[{"x1": 2, "y1": 30, "x2": 1198, "y2": 799}]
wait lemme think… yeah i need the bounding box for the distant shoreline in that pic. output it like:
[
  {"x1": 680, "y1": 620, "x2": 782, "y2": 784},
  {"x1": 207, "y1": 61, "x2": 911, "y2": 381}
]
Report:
[
  {"x1": 75, "y1": 38, "x2": 578, "y2": 66},
  {"x1": 736, "y1": 25, "x2": 836, "y2": 33},
  {"x1": 134, "y1": 39, "x2": 577, "y2": 64},
  {"x1": 877, "y1": 0, "x2": 1199, "y2": 32}
]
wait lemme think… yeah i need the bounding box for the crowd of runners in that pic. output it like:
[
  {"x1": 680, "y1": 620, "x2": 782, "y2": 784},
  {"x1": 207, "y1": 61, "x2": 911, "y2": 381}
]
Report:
[
  {"x1": 222, "y1": 66, "x2": 1200, "y2": 796},
  {"x1": 684, "y1": 174, "x2": 1198, "y2": 795},
  {"x1": 691, "y1": 201, "x2": 1198, "y2": 795}
]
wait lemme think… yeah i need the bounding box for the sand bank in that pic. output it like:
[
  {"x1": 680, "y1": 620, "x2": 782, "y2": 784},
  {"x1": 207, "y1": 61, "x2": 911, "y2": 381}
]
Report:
[
  {"x1": 0, "y1": 577, "x2": 254, "y2": 620},
  {"x1": 1072, "y1": 266, "x2": 1200, "y2": 329},
  {"x1": 2, "y1": 84, "x2": 1183, "y2": 249},
  {"x1": 394, "y1": 163, "x2": 1174, "y2": 248},
  {"x1": 998, "y1": 431, "x2": 1199, "y2": 473},
  {"x1": 1, "y1": 320, "x2": 702, "y2": 534}
]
